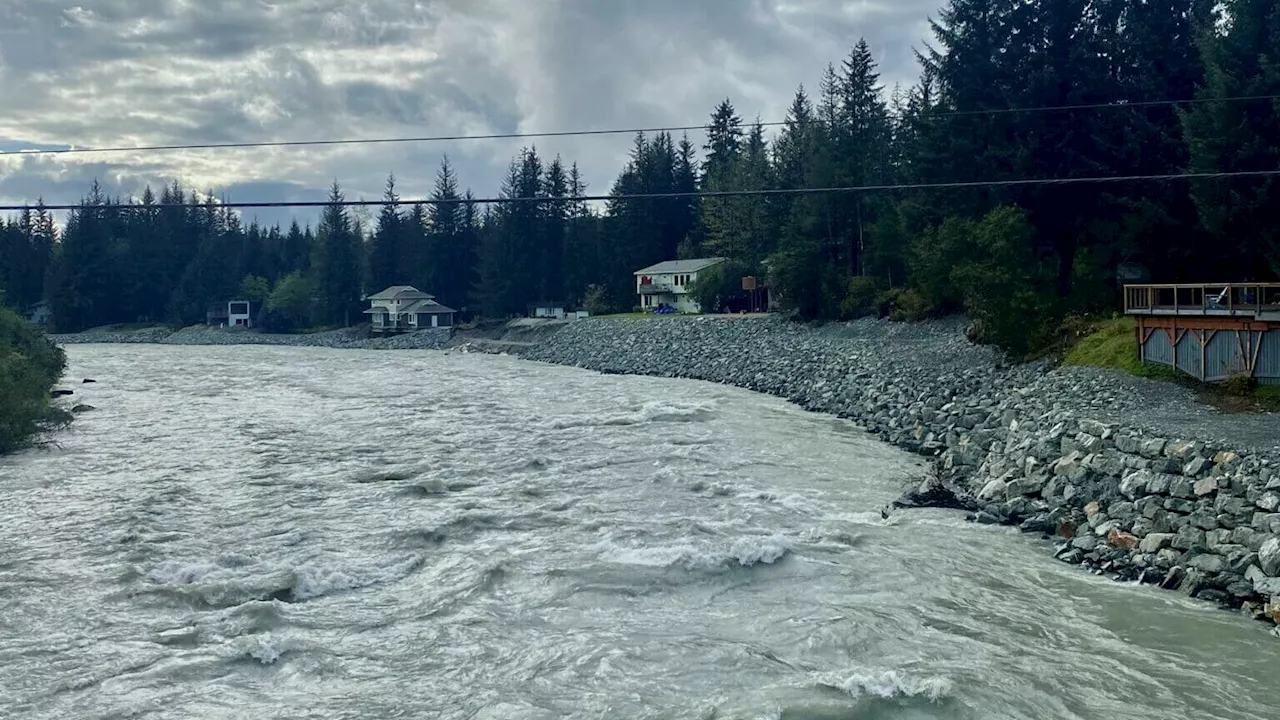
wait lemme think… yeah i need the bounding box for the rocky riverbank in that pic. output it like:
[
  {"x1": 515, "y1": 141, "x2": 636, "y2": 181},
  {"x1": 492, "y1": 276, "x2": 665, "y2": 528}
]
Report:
[
  {"x1": 49, "y1": 325, "x2": 455, "y2": 350},
  {"x1": 518, "y1": 315, "x2": 1280, "y2": 634}
]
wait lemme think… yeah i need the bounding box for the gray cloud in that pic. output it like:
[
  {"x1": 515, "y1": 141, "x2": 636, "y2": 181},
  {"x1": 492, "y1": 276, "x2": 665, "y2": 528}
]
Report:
[{"x1": 0, "y1": 0, "x2": 939, "y2": 225}]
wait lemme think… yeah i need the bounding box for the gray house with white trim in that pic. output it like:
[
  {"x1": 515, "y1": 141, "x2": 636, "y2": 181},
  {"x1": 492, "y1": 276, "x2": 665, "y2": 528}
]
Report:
[
  {"x1": 634, "y1": 257, "x2": 727, "y2": 313},
  {"x1": 364, "y1": 285, "x2": 456, "y2": 334}
]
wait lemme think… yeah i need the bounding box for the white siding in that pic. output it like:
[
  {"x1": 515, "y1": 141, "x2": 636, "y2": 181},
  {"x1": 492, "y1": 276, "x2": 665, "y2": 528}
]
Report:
[{"x1": 227, "y1": 301, "x2": 252, "y2": 327}]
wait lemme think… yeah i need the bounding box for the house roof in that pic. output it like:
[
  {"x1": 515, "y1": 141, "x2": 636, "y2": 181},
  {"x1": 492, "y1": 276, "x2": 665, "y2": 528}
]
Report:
[
  {"x1": 367, "y1": 285, "x2": 435, "y2": 301},
  {"x1": 634, "y1": 257, "x2": 727, "y2": 275},
  {"x1": 401, "y1": 299, "x2": 456, "y2": 315},
  {"x1": 363, "y1": 300, "x2": 456, "y2": 315}
]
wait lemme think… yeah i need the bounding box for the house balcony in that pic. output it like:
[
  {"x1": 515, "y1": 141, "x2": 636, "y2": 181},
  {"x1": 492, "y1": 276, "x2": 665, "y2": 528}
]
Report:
[
  {"x1": 372, "y1": 317, "x2": 410, "y2": 333},
  {"x1": 638, "y1": 283, "x2": 679, "y2": 295},
  {"x1": 1124, "y1": 283, "x2": 1280, "y2": 321}
]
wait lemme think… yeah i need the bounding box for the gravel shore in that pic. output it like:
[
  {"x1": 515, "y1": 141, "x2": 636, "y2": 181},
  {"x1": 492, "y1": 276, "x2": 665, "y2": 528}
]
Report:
[{"x1": 516, "y1": 314, "x2": 1280, "y2": 633}]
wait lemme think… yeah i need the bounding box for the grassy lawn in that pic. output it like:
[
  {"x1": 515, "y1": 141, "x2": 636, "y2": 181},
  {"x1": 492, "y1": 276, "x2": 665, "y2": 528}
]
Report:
[
  {"x1": 1062, "y1": 315, "x2": 1279, "y2": 413},
  {"x1": 1061, "y1": 316, "x2": 1181, "y2": 380}
]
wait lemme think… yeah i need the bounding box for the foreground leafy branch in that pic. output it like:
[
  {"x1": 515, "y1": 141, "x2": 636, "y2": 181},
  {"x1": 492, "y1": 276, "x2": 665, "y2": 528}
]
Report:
[{"x1": 0, "y1": 308, "x2": 70, "y2": 454}]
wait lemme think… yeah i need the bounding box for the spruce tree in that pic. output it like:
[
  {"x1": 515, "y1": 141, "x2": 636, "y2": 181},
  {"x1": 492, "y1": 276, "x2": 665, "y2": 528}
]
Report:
[
  {"x1": 541, "y1": 156, "x2": 569, "y2": 302},
  {"x1": 368, "y1": 174, "x2": 404, "y2": 291},
  {"x1": 1182, "y1": 0, "x2": 1280, "y2": 278},
  {"x1": 312, "y1": 181, "x2": 363, "y2": 327},
  {"x1": 427, "y1": 156, "x2": 465, "y2": 304}
]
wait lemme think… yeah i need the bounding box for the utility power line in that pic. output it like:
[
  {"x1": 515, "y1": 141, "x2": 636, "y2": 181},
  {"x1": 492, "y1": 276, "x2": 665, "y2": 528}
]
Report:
[
  {"x1": 2, "y1": 94, "x2": 1279, "y2": 158},
  {"x1": 3, "y1": 168, "x2": 1278, "y2": 212}
]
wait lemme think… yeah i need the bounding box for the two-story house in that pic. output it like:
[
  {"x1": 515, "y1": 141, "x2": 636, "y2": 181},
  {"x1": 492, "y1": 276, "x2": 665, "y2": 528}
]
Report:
[
  {"x1": 364, "y1": 285, "x2": 456, "y2": 334},
  {"x1": 634, "y1": 258, "x2": 726, "y2": 313}
]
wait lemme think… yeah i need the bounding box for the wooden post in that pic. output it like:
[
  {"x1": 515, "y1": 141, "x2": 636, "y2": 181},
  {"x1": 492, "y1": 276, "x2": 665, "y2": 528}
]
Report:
[
  {"x1": 1251, "y1": 331, "x2": 1264, "y2": 376},
  {"x1": 1137, "y1": 316, "x2": 1145, "y2": 363}
]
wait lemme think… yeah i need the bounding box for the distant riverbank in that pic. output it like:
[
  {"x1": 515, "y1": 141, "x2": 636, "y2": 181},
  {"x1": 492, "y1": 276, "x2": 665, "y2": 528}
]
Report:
[
  {"x1": 48, "y1": 324, "x2": 455, "y2": 350},
  {"x1": 516, "y1": 315, "x2": 1280, "y2": 633}
]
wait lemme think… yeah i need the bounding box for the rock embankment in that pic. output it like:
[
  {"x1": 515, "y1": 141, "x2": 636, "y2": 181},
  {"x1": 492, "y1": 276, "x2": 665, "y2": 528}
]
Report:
[
  {"x1": 521, "y1": 315, "x2": 1280, "y2": 633},
  {"x1": 50, "y1": 326, "x2": 454, "y2": 350}
]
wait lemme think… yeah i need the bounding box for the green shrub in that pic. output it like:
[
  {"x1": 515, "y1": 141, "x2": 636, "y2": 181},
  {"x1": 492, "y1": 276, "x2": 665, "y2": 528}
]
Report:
[
  {"x1": 0, "y1": 307, "x2": 69, "y2": 454},
  {"x1": 583, "y1": 284, "x2": 613, "y2": 317},
  {"x1": 949, "y1": 205, "x2": 1060, "y2": 357},
  {"x1": 883, "y1": 288, "x2": 934, "y2": 322},
  {"x1": 262, "y1": 271, "x2": 314, "y2": 332},
  {"x1": 687, "y1": 259, "x2": 752, "y2": 314},
  {"x1": 839, "y1": 276, "x2": 885, "y2": 319}
]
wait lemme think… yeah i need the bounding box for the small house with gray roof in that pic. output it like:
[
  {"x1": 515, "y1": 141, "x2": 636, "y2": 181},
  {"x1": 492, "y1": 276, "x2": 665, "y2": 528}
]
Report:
[
  {"x1": 634, "y1": 257, "x2": 726, "y2": 313},
  {"x1": 364, "y1": 285, "x2": 456, "y2": 334}
]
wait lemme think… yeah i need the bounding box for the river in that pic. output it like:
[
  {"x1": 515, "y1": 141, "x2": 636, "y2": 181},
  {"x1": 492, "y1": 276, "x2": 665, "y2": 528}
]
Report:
[{"x1": 1, "y1": 345, "x2": 1276, "y2": 720}]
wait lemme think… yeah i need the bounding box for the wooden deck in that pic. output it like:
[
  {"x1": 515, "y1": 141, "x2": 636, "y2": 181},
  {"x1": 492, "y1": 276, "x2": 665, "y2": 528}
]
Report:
[
  {"x1": 1123, "y1": 283, "x2": 1280, "y2": 384},
  {"x1": 1124, "y1": 283, "x2": 1280, "y2": 321}
]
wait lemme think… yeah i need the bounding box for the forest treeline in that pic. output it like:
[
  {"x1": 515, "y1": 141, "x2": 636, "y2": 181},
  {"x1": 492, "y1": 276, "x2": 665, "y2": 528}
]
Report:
[{"x1": 1, "y1": 0, "x2": 1277, "y2": 354}]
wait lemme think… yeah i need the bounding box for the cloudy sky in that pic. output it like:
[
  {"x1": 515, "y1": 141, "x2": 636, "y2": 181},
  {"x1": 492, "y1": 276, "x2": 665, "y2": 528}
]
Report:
[{"x1": 0, "y1": 0, "x2": 936, "y2": 227}]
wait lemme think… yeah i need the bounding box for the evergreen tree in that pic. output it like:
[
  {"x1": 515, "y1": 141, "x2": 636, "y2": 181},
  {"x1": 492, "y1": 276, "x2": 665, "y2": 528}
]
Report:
[
  {"x1": 1182, "y1": 0, "x2": 1280, "y2": 278},
  {"x1": 837, "y1": 39, "x2": 894, "y2": 276},
  {"x1": 562, "y1": 163, "x2": 601, "y2": 304},
  {"x1": 49, "y1": 182, "x2": 119, "y2": 331},
  {"x1": 541, "y1": 156, "x2": 569, "y2": 302},
  {"x1": 456, "y1": 191, "x2": 481, "y2": 317},
  {"x1": 282, "y1": 219, "x2": 310, "y2": 275},
  {"x1": 311, "y1": 181, "x2": 364, "y2": 326},
  {"x1": 672, "y1": 134, "x2": 702, "y2": 258},
  {"x1": 403, "y1": 202, "x2": 430, "y2": 295},
  {"x1": 427, "y1": 156, "x2": 468, "y2": 305},
  {"x1": 368, "y1": 174, "x2": 405, "y2": 291},
  {"x1": 703, "y1": 99, "x2": 744, "y2": 181},
  {"x1": 477, "y1": 149, "x2": 544, "y2": 317}
]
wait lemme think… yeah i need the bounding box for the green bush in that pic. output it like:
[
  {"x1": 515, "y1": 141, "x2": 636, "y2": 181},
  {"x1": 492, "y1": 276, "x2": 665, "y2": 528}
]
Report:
[
  {"x1": 882, "y1": 287, "x2": 934, "y2": 322},
  {"x1": 949, "y1": 205, "x2": 1060, "y2": 357},
  {"x1": 839, "y1": 276, "x2": 886, "y2": 319},
  {"x1": 0, "y1": 307, "x2": 69, "y2": 454},
  {"x1": 687, "y1": 259, "x2": 751, "y2": 313},
  {"x1": 583, "y1": 285, "x2": 613, "y2": 317},
  {"x1": 262, "y1": 271, "x2": 314, "y2": 332}
]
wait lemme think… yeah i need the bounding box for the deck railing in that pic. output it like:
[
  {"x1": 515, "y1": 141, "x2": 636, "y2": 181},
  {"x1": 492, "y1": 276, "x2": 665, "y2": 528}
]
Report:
[
  {"x1": 1123, "y1": 283, "x2": 1280, "y2": 317},
  {"x1": 372, "y1": 318, "x2": 410, "y2": 331}
]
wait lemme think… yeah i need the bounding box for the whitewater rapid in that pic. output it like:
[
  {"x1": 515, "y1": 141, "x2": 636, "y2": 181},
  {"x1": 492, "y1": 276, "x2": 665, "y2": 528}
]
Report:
[{"x1": 1, "y1": 345, "x2": 1276, "y2": 719}]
